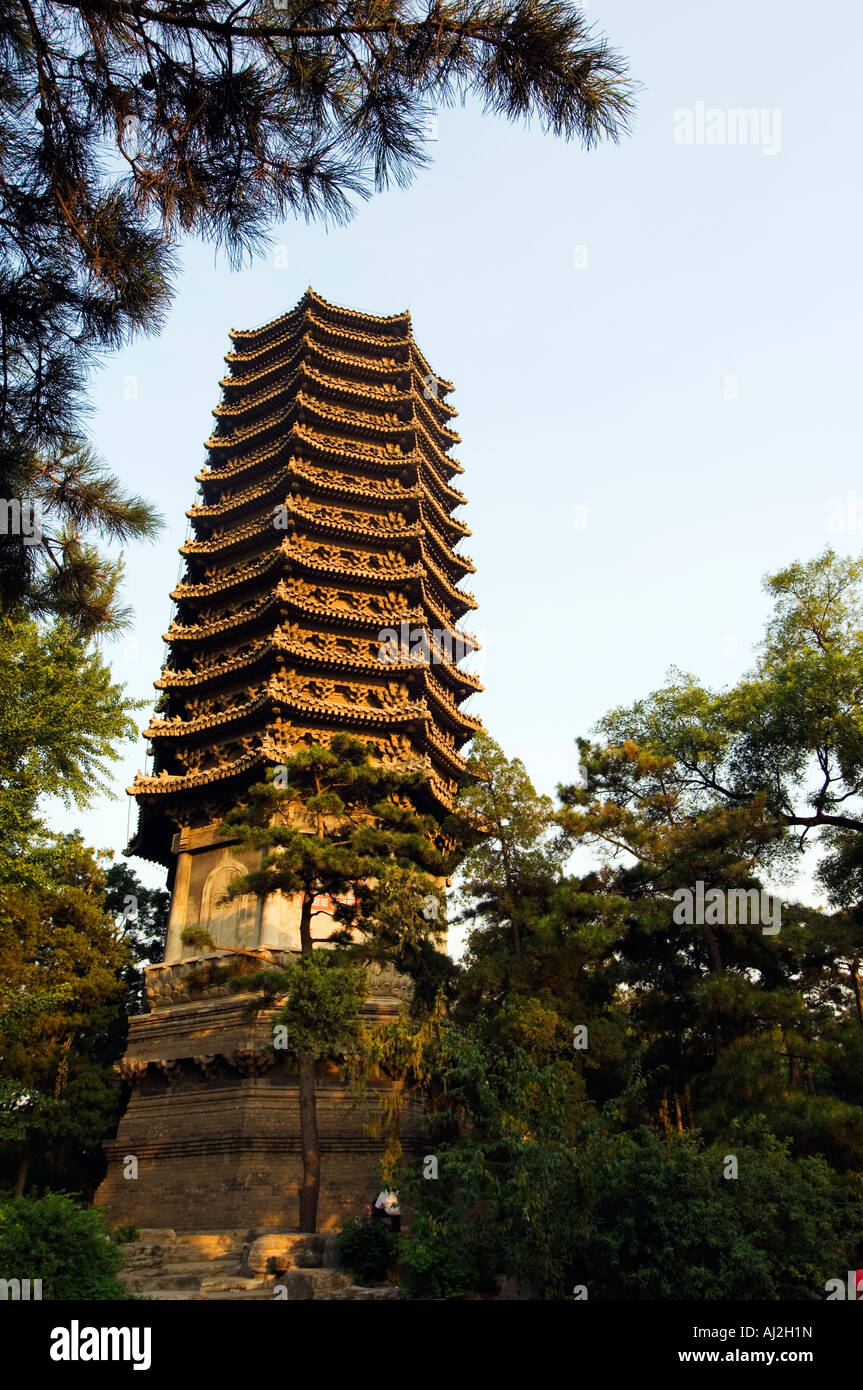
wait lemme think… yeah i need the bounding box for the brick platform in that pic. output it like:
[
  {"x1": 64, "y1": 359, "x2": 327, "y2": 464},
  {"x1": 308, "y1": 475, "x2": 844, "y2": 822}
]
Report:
[{"x1": 95, "y1": 957, "x2": 422, "y2": 1232}]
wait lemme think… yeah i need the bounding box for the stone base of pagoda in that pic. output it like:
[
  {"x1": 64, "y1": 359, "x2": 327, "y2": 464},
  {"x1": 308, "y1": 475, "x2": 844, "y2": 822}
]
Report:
[{"x1": 94, "y1": 957, "x2": 420, "y2": 1233}]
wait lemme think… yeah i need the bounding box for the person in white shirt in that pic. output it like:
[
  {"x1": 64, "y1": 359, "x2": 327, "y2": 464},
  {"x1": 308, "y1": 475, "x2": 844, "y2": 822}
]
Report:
[{"x1": 373, "y1": 1188, "x2": 401, "y2": 1233}]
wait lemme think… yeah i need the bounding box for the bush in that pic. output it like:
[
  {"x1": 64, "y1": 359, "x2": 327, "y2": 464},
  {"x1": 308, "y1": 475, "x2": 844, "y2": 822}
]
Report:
[
  {"x1": 400, "y1": 1212, "x2": 488, "y2": 1300},
  {"x1": 561, "y1": 1124, "x2": 863, "y2": 1301},
  {"x1": 0, "y1": 1192, "x2": 136, "y2": 1299},
  {"x1": 400, "y1": 1115, "x2": 863, "y2": 1299},
  {"x1": 334, "y1": 1216, "x2": 398, "y2": 1286}
]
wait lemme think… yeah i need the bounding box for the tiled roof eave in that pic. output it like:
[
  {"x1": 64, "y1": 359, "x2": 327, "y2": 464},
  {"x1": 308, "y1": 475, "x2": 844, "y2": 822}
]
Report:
[
  {"x1": 272, "y1": 634, "x2": 482, "y2": 698},
  {"x1": 155, "y1": 641, "x2": 272, "y2": 690},
  {"x1": 164, "y1": 592, "x2": 281, "y2": 643},
  {"x1": 144, "y1": 692, "x2": 273, "y2": 740},
  {"x1": 129, "y1": 749, "x2": 263, "y2": 796}
]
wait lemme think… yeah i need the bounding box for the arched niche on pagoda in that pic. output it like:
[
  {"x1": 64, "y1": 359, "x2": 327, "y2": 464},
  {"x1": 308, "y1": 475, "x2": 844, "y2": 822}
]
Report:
[{"x1": 198, "y1": 863, "x2": 258, "y2": 952}]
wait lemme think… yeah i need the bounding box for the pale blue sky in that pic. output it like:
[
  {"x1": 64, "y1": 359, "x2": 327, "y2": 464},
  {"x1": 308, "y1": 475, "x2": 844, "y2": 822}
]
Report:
[{"x1": 51, "y1": 0, "x2": 863, "y2": 900}]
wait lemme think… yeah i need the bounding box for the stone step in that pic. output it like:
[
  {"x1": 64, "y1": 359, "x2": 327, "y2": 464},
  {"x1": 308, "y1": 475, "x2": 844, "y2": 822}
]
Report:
[
  {"x1": 124, "y1": 1245, "x2": 239, "y2": 1263},
  {"x1": 127, "y1": 1231, "x2": 247, "y2": 1253},
  {"x1": 320, "y1": 1285, "x2": 403, "y2": 1301},
  {"x1": 148, "y1": 1260, "x2": 236, "y2": 1278},
  {"x1": 272, "y1": 1268, "x2": 352, "y2": 1299},
  {"x1": 134, "y1": 1290, "x2": 203, "y2": 1301},
  {"x1": 199, "y1": 1276, "x2": 265, "y2": 1293},
  {"x1": 122, "y1": 1242, "x2": 246, "y2": 1268},
  {"x1": 117, "y1": 1229, "x2": 365, "y2": 1301},
  {"x1": 173, "y1": 1232, "x2": 249, "y2": 1251},
  {"x1": 122, "y1": 1272, "x2": 205, "y2": 1292},
  {"x1": 201, "y1": 1288, "x2": 276, "y2": 1301},
  {"x1": 244, "y1": 1232, "x2": 337, "y2": 1274}
]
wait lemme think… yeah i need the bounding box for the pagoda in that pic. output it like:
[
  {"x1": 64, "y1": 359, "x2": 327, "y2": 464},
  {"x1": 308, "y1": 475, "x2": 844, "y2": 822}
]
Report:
[{"x1": 95, "y1": 290, "x2": 483, "y2": 1232}]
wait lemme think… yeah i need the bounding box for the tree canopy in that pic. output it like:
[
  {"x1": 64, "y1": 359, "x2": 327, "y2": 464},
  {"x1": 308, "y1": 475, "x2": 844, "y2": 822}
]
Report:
[
  {"x1": 0, "y1": 613, "x2": 143, "y2": 881},
  {"x1": 398, "y1": 561, "x2": 863, "y2": 1297}
]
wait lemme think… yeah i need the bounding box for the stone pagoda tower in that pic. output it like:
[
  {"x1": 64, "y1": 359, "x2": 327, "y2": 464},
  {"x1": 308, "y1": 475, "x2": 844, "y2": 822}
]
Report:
[{"x1": 95, "y1": 289, "x2": 482, "y2": 1232}]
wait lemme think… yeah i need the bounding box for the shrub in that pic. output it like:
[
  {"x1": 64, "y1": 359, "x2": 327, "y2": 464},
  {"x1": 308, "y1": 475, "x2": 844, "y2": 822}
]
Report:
[
  {"x1": 400, "y1": 1212, "x2": 499, "y2": 1300},
  {"x1": 334, "y1": 1216, "x2": 398, "y2": 1286},
  {"x1": 0, "y1": 1192, "x2": 136, "y2": 1299}
]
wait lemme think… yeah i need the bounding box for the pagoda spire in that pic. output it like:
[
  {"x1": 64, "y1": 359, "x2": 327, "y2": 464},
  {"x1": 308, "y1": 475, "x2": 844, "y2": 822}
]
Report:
[{"x1": 129, "y1": 290, "x2": 483, "y2": 866}]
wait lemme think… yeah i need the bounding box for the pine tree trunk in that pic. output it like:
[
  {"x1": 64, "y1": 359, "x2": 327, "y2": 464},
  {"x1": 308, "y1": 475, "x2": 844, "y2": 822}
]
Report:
[
  {"x1": 659, "y1": 1095, "x2": 671, "y2": 1138},
  {"x1": 300, "y1": 892, "x2": 314, "y2": 955},
  {"x1": 13, "y1": 1150, "x2": 29, "y2": 1199},
  {"x1": 296, "y1": 891, "x2": 321, "y2": 1231},
  {"x1": 297, "y1": 1051, "x2": 320, "y2": 1232},
  {"x1": 683, "y1": 1081, "x2": 695, "y2": 1131},
  {"x1": 674, "y1": 1093, "x2": 684, "y2": 1133},
  {"x1": 852, "y1": 959, "x2": 863, "y2": 1030},
  {"x1": 702, "y1": 921, "x2": 724, "y2": 975}
]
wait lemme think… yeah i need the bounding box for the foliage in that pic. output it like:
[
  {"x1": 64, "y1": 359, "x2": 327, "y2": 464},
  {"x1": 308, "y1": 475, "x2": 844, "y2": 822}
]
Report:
[
  {"x1": 561, "y1": 1121, "x2": 863, "y2": 1301},
  {"x1": 0, "y1": 1191, "x2": 134, "y2": 1299},
  {"x1": 399, "y1": 1022, "x2": 583, "y2": 1298},
  {"x1": 0, "y1": 834, "x2": 132, "y2": 1195},
  {"x1": 552, "y1": 550, "x2": 863, "y2": 1155},
  {"x1": 404, "y1": 691, "x2": 863, "y2": 1299},
  {"x1": 400, "y1": 1210, "x2": 496, "y2": 1300},
  {"x1": 334, "y1": 1215, "x2": 399, "y2": 1286},
  {"x1": 403, "y1": 1031, "x2": 863, "y2": 1300},
  {"x1": 109, "y1": 1223, "x2": 139, "y2": 1246},
  {"x1": 241, "y1": 951, "x2": 369, "y2": 1062},
  {"x1": 575, "y1": 549, "x2": 863, "y2": 886},
  {"x1": 455, "y1": 731, "x2": 569, "y2": 959},
  {"x1": 0, "y1": 449, "x2": 162, "y2": 637},
  {"x1": 360, "y1": 996, "x2": 450, "y2": 1180},
  {"x1": 220, "y1": 735, "x2": 465, "y2": 978},
  {"x1": 0, "y1": 615, "x2": 142, "y2": 879}
]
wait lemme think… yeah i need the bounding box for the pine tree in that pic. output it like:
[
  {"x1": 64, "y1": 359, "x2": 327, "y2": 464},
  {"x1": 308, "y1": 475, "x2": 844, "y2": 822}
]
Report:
[
  {"x1": 0, "y1": 446, "x2": 162, "y2": 637},
  {"x1": 455, "y1": 731, "x2": 568, "y2": 960}
]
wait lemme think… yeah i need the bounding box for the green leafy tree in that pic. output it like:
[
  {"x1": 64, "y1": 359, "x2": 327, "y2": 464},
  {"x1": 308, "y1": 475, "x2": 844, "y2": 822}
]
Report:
[
  {"x1": 549, "y1": 551, "x2": 863, "y2": 1166},
  {"x1": 556, "y1": 740, "x2": 863, "y2": 1165},
  {"x1": 221, "y1": 948, "x2": 370, "y2": 1231},
  {"x1": 453, "y1": 736, "x2": 630, "y2": 1105},
  {"x1": 581, "y1": 549, "x2": 863, "y2": 1002},
  {"x1": 404, "y1": 1032, "x2": 863, "y2": 1299},
  {"x1": 567, "y1": 549, "x2": 863, "y2": 1066},
  {"x1": 399, "y1": 1021, "x2": 584, "y2": 1298},
  {"x1": 456, "y1": 731, "x2": 568, "y2": 959},
  {"x1": 409, "y1": 723, "x2": 863, "y2": 1297},
  {"x1": 103, "y1": 860, "x2": 170, "y2": 1019},
  {"x1": 334, "y1": 1214, "x2": 399, "y2": 1287},
  {"x1": 0, "y1": 835, "x2": 132, "y2": 1197},
  {"x1": 562, "y1": 1119, "x2": 863, "y2": 1301},
  {"x1": 588, "y1": 550, "x2": 863, "y2": 839},
  {"x1": 0, "y1": 614, "x2": 143, "y2": 881}
]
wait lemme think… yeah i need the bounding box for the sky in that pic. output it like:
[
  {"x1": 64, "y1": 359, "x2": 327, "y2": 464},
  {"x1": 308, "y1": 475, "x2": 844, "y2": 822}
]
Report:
[{"x1": 49, "y1": 0, "x2": 863, "y2": 905}]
